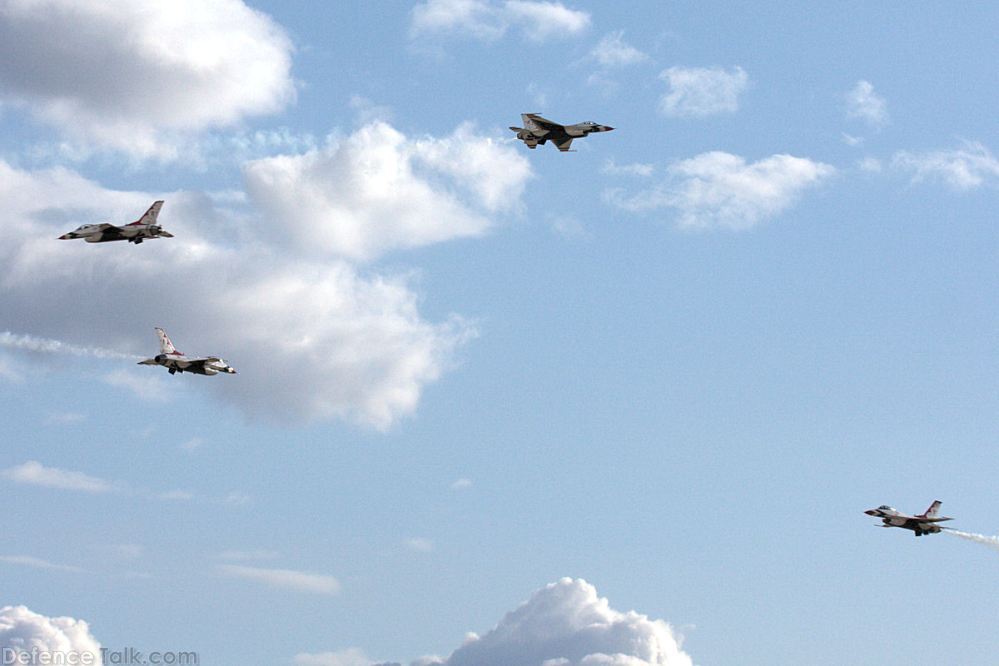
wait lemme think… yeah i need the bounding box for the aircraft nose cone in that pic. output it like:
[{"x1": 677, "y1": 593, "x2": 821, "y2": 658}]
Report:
[
  {"x1": 603, "y1": 126, "x2": 614, "y2": 132},
  {"x1": 864, "y1": 509, "x2": 878, "y2": 516},
  {"x1": 58, "y1": 233, "x2": 72, "y2": 240}
]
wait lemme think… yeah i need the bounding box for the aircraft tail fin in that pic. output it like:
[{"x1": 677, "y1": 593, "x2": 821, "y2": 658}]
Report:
[
  {"x1": 155, "y1": 327, "x2": 180, "y2": 355},
  {"x1": 129, "y1": 200, "x2": 164, "y2": 226},
  {"x1": 922, "y1": 500, "x2": 942, "y2": 518}
]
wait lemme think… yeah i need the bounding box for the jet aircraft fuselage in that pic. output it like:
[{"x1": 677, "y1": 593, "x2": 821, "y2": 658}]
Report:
[
  {"x1": 509, "y1": 113, "x2": 613, "y2": 152},
  {"x1": 865, "y1": 501, "x2": 953, "y2": 537},
  {"x1": 59, "y1": 201, "x2": 172, "y2": 244}
]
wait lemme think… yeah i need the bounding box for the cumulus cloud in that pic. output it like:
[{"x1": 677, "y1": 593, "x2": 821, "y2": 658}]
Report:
[
  {"x1": 607, "y1": 151, "x2": 834, "y2": 229},
  {"x1": 410, "y1": 0, "x2": 589, "y2": 42},
  {"x1": 219, "y1": 564, "x2": 341, "y2": 595},
  {"x1": 434, "y1": 578, "x2": 692, "y2": 665},
  {"x1": 845, "y1": 80, "x2": 889, "y2": 128},
  {"x1": 304, "y1": 578, "x2": 693, "y2": 666},
  {"x1": 0, "y1": 0, "x2": 295, "y2": 158},
  {"x1": 589, "y1": 31, "x2": 648, "y2": 67},
  {"x1": 307, "y1": 578, "x2": 692, "y2": 665},
  {"x1": 2, "y1": 461, "x2": 112, "y2": 494},
  {"x1": 245, "y1": 121, "x2": 530, "y2": 262},
  {"x1": 892, "y1": 141, "x2": 999, "y2": 190},
  {"x1": 659, "y1": 66, "x2": 748, "y2": 118},
  {"x1": 0, "y1": 119, "x2": 511, "y2": 427},
  {"x1": 0, "y1": 606, "x2": 101, "y2": 662}
]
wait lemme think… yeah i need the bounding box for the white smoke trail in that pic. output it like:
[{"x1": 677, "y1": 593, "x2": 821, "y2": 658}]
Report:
[
  {"x1": 944, "y1": 529, "x2": 999, "y2": 553},
  {"x1": 0, "y1": 331, "x2": 140, "y2": 361}
]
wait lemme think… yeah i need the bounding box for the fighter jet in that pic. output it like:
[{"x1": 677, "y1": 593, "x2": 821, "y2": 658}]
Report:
[
  {"x1": 58, "y1": 200, "x2": 173, "y2": 244},
  {"x1": 509, "y1": 113, "x2": 613, "y2": 152},
  {"x1": 865, "y1": 500, "x2": 953, "y2": 537},
  {"x1": 138, "y1": 328, "x2": 236, "y2": 376}
]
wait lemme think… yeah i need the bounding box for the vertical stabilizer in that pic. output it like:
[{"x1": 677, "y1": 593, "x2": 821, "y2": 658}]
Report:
[
  {"x1": 131, "y1": 200, "x2": 164, "y2": 226},
  {"x1": 923, "y1": 500, "x2": 942, "y2": 518},
  {"x1": 155, "y1": 327, "x2": 180, "y2": 355}
]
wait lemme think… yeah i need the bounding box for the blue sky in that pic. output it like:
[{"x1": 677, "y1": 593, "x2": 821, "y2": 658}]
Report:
[{"x1": 1, "y1": 2, "x2": 997, "y2": 665}]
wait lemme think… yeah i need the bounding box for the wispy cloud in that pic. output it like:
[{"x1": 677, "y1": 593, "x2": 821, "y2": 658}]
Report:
[
  {"x1": 659, "y1": 66, "x2": 748, "y2": 118},
  {"x1": 603, "y1": 159, "x2": 655, "y2": 177},
  {"x1": 846, "y1": 80, "x2": 889, "y2": 128},
  {"x1": 892, "y1": 141, "x2": 999, "y2": 190},
  {"x1": 219, "y1": 564, "x2": 341, "y2": 595},
  {"x1": 2, "y1": 461, "x2": 113, "y2": 494},
  {"x1": 405, "y1": 537, "x2": 435, "y2": 553},
  {"x1": 450, "y1": 477, "x2": 473, "y2": 490},
  {"x1": 158, "y1": 490, "x2": 195, "y2": 501},
  {"x1": 0, "y1": 554, "x2": 84, "y2": 573},
  {"x1": 589, "y1": 30, "x2": 648, "y2": 67},
  {"x1": 217, "y1": 549, "x2": 280, "y2": 561},
  {"x1": 410, "y1": 0, "x2": 589, "y2": 43},
  {"x1": 293, "y1": 649, "x2": 373, "y2": 666}
]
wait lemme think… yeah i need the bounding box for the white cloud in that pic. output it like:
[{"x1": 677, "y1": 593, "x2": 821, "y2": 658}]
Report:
[
  {"x1": 892, "y1": 141, "x2": 999, "y2": 190},
  {"x1": 0, "y1": 606, "x2": 101, "y2": 662},
  {"x1": 0, "y1": 555, "x2": 83, "y2": 573},
  {"x1": 857, "y1": 157, "x2": 882, "y2": 173},
  {"x1": 589, "y1": 31, "x2": 648, "y2": 67},
  {"x1": 2, "y1": 461, "x2": 112, "y2": 494},
  {"x1": 102, "y1": 369, "x2": 174, "y2": 403},
  {"x1": 410, "y1": 0, "x2": 589, "y2": 42},
  {"x1": 424, "y1": 578, "x2": 692, "y2": 665},
  {"x1": 548, "y1": 215, "x2": 592, "y2": 241},
  {"x1": 245, "y1": 121, "x2": 530, "y2": 262},
  {"x1": 841, "y1": 132, "x2": 864, "y2": 147},
  {"x1": 158, "y1": 490, "x2": 195, "y2": 501},
  {"x1": 219, "y1": 564, "x2": 341, "y2": 595},
  {"x1": 0, "y1": 134, "x2": 492, "y2": 429},
  {"x1": 504, "y1": 1, "x2": 590, "y2": 42},
  {"x1": 223, "y1": 491, "x2": 252, "y2": 507},
  {"x1": 602, "y1": 160, "x2": 654, "y2": 177},
  {"x1": 294, "y1": 649, "x2": 374, "y2": 666},
  {"x1": 450, "y1": 478, "x2": 473, "y2": 490},
  {"x1": 845, "y1": 80, "x2": 889, "y2": 128},
  {"x1": 217, "y1": 549, "x2": 280, "y2": 561},
  {"x1": 45, "y1": 412, "x2": 86, "y2": 425},
  {"x1": 180, "y1": 437, "x2": 203, "y2": 452},
  {"x1": 405, "y1": 537, "x2": 435, "y2": 553},
  {"x1": 0, "y1": 0, "x2": 295, "y2": 158},
  {"x1": 659, "y1": 66, "x2": 748, "y2": 118},
  {"x1": 607, "y1": 151, "x2": 834, "y2": 230}
]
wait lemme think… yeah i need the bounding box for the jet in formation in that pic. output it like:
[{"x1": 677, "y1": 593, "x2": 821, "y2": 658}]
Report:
[
  {"x1": 865, "y1": 500, "x2": 953, "y2": 536},
  {"x1": 509, "y1": 113, "x2": 614, "y2": 152},
  {"x1": 138, "y1": 328, "x2": 236, "y2": 376},
  {"x1": 59, "y1": 200, "x2": 173, "y2": 244}
]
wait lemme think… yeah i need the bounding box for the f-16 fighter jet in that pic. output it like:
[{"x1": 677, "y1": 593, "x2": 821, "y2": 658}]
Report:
[
  {"x1": 509, "y1": 113, "x2": 613, "y2": 152},
  {"x1": 59, "y1": 201, "x2": 173, "y2": 244},
  {"x1": 138, "y1": 328, "x2": 236, "y2": 376},
  {"x1": 865, "y1": 501, "x2": 953, "y2": 536}
]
